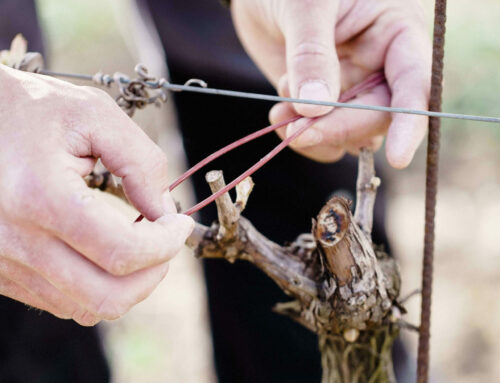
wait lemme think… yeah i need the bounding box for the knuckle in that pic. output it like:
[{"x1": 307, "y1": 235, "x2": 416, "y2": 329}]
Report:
[
  {"x1": 295, "y1": 40, "x2": 330, "y2": 55},
  {"x1": 291, "y1": 40, "x2": 332, "y2": 63}
]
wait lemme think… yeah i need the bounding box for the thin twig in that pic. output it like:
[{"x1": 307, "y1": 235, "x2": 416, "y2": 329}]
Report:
[
  {"x1": 205, "y1": 170, "x2": 240, "y2": 241},
  {"x1": 354, "y1": 149, "x2": 380, "y2": 235}
]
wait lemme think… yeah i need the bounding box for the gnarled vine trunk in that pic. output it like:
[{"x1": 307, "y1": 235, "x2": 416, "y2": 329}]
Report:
[{"x1": 88, "y1": 149, "x2": 407, "y2": 383}]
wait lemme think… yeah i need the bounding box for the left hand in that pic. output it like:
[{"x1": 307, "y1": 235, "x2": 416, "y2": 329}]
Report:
[{"x1": 231, "y1": 0, "x2": 431, "y2": 167}]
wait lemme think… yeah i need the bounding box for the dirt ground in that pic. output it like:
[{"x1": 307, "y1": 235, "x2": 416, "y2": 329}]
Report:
[{"x1": 31, "y1": 0, "x2": 500, "y2": 382}]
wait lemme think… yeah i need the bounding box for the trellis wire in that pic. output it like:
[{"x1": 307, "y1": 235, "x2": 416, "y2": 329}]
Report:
[
  {"x1": 22, "y1": 11, "x2": 469, "y2": 379},
  {"x1": 37, "y1": 69, "x2": 500, "y2": 125},
  {"x1": 148, "y1": 71, "x2": 385, "y2": 217}
]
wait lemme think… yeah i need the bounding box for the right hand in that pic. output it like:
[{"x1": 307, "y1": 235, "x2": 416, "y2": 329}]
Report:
[
  {"x1": 0, "y1": 65, "x2": 194, "y2": 326},
  {"x1": 232, "y1": 0, "x2": 431, "y2": 167}
]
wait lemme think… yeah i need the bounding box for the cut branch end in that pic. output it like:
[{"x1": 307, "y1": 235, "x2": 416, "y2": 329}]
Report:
[
  {"x1": 354, "y1": 148, "x2": 379, "y2": 235},
  {"x1": 205, "y1": 170, "x2": 240, "y2": 241}
]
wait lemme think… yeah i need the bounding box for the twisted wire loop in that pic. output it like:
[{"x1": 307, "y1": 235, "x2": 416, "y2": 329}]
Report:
[
  {"x1": 4, "y1": 33, "x2": 500, "y2": 123},
  {"x1": 175, "y1": 78, "x2": 208, "y2": 90},
  {"x1": 110, "y1": 64, "x2": 167, "y2": 117},
  {"x1": 417, "y1": 0, "x2": 447, "y2": 382},
  {"x1": 113, "y1": 64, "x2": 168, "y2": 117},
  {"x1": 90, "y1": 66, "x2": 206, "y2": 116}
]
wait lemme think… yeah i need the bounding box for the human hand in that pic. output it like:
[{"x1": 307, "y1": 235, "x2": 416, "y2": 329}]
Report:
[
  {"x1": 0, "y1": 65, "x2": 194, "y2": 326},
  {"x1": 231, "y1": 0, "x2": 431, "y2": 167}
]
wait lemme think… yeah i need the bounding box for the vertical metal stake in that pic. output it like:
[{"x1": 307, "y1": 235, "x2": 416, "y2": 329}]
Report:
[{"x1": 417, "y1": 0, "x2": 447, "y2": 382}]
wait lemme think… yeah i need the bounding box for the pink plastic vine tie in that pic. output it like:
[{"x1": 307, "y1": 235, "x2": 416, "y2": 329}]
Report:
[{"x1": 135, "y1": 70, "x2": 385, "y2": 220}]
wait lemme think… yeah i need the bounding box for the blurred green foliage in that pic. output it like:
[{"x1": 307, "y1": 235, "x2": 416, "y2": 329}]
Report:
[
  {"x1": 36, "y1": 0, "x2": 116, "y2": 51},
  {"x1": 36, "y1": 0, "x2": 500, "y2": 140},
  {"x1": 442, "y1": 0, "x2": 500, "y2": 136}
]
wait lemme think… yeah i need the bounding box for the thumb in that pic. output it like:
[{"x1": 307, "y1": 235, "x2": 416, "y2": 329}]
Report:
[{"x1": 282, "y1": 0, "x2": 340, "y2": 117}]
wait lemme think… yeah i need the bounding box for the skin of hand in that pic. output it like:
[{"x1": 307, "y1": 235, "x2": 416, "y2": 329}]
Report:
[
  {"x1": 0, "y1": 65, "x2": 194, "y2": 326},
  {"x1": 231, "y1": 0, "x2": 432, "y2": 167}
]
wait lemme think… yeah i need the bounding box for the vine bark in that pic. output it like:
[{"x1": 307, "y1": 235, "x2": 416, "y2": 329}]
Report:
[{"x1": 88, "y1": 149, "x2": 407, "y2": 383}]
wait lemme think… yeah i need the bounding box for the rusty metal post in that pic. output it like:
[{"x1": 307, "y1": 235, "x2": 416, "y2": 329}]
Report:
[{"x1": 417, "y1": 0, "x2": 447, "y2": 382}]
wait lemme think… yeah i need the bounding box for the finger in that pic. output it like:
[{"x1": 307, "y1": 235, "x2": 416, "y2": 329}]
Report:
[
  {"x1": 8, "y1": 228, "x2": 171, "y2": 320},
  {"x1": 162, "y1": 191, "x2": 178, "y2": 214},
  {"x1": 269, "y1": 102, "x2": 295, "y2": 125},
  {"x1": 27, "y1": 175, "x2": 193, "y2": 276},
  {"x1": 0, "y1": 274, "x2": 61, "y2": 316},
  {"x1": 288, "y1": 144, "x2": 346, "y2": 164},
  {"x1": 270, "y1": 84, "x2": 389, "y2": 160},
  {"x1": 287, "y1": 83, "x2": 391, "y2": 148},
  {"x1": 269, "y1": 101, "x2": 296, "y2": 138},
  {"x1": 0, "y1": 257, "x2": 99, "y2": 326},
  {"x1": 384, "y1": 26, "x2": 432, "y2": 168},
  {"x1": 283, "y1": 0, "x2": 340, "y2": 117},
  {"x1": 273, "y1": 119, "x2": 346, "y2": 163},
  {"x1": 286, "y1": 117, "x2": 325, "y2": 148},
  {"x1": 273, "y1": 116, "x2": 380, "y2": 162},
  {"x1": 230, "y1": 0, "x2": 287, "y2": 86},
  {"x1": 277, "y1": 74, "x2": 290, "y2": 98},
  {"x1": 85, "y1": 90, "x2": 172, "y2": 220}
]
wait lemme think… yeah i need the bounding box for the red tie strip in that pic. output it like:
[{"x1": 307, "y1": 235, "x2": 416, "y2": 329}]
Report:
[{"x1": 136, "y1": 71, "x2": 385, "y2": 220}]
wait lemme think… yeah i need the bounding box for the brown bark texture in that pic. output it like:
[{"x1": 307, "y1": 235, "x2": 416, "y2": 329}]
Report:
[{"x1": 87, "y1": 149, "x2": 406, "y2": 383}]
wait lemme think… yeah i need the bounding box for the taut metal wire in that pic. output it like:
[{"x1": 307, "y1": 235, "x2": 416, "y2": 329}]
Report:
[{"x1": 37, "y1": 68, "x2": 500, "y2": 125}]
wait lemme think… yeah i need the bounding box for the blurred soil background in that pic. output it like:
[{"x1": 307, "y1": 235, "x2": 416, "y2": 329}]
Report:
[{"x1": 22, "y1": 0, "x2": 500, "y2": 381}]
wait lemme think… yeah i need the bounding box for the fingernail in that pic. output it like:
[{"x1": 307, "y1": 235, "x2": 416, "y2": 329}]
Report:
[
  {"x1": 161, "y1": 191, "x2": 177, "y2": 214},
  {"x1": 299, "y1": 81, "x2": 330, "y2": 102},
  {"x1": 286, "y1": 123, "x2": 323, "y2": 148}
]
